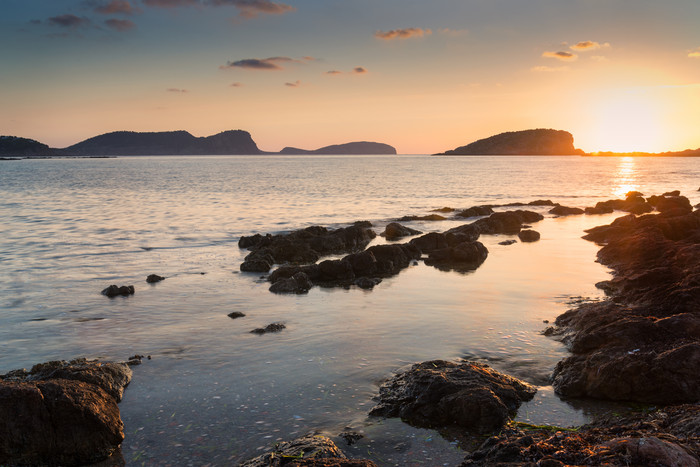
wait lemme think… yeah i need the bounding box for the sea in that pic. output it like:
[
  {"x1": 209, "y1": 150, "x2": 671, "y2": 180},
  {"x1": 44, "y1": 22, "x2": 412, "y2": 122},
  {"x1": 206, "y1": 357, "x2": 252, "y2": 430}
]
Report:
[{"x1": 1, "y1": 155, "x2": 698, "y2": 466}]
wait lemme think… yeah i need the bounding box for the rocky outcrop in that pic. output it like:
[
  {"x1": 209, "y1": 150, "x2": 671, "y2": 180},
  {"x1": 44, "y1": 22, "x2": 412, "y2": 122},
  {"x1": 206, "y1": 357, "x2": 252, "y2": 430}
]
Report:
[
  {"x1": 518, "y1": 229, "x2": 540, "y2": 242},
  {"x1": 240, "y1": 223, "x2": 376, "y2": 273},
  {"x1": 549, "y1": 205, "x2": 584, "y2": 216},
  {"x1": 269, "y1": 272, "x2": 313, "y2": 294},
  {"x1": 380, "y1": 222, "x2": 421, "y2": 240},
  {"x1": 448, "y1": 210, "x2": 544, "y2": 236},
  {"x1": 589, "y1": 191, "x2": 653, "y2": 215},
  {"x1": 280, "y1": 141, "x2": 396, "y2": 155},
  {"x1": 0, "y1": 359, "x2": 132, "y2": 466},
  {"x1": 101, "y1": 284, "x2": 134, "y2": 297},
  {"x1": 396, "y1": 214, "x2": 446, "y2": 221},
  {"x1": 424, "y1": 241, "x2": 489, "y2": 272},
  {"x1": 550, "y1": 204, "x2": 700, "y2": 403},
  {"x1": 370, "y1": 360, "x2": 536, "y2": 433},
  {"x1": 438, "y1": 129, "x2": 583, "y2": 156},
  {"x1": 239, "y1": 434, "x2": 379, "y2": 467},
  {"x1": 456, "y1": 206, "x2": 494, "y2": 218},
  {"x1": 461, "y1": 403, "x2": 700, "y2": 466}
]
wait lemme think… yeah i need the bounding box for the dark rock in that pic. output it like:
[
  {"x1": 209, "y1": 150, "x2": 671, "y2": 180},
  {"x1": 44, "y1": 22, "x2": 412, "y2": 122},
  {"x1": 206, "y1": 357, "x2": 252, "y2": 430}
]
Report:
[
  {"x1": 227, "y1": 311, "x2": 246, "y2": 319},
  {"x1": 432, "y1": 207, "x2": 455, "y2": 213},
  {"x1": 527, "y1": 200, "x2": 557, "y2": 206},
  {"x1": 317, "y1": 260, "x2": 355, "y2": 282},
  {"x1": 663, "y1": 190, "x2": 681, "y2": 197},
  {"x1": 647, "y1": 194, "x2": 693, "y2": 214},
  {"x1": 551, "y1": 209, "x2": 700, "y2": 403},
  {"x1": 250, "y1": 322, "x2": 286, "y2": 334},
  {"x1": 467, "y1": 210, "x2": 544, "y2": 235},
  {"x1": 549, "y1": 205, "x2": 584, "y2": 216},
  {"x1": 518, "y1": 230, "x2": 540, "y2": 242},
  {"x1": 584, "y1": 205, "x2": 614, "y2": 215},
  {"x1": 499, "y1": 240, "x2": 517, "y2": 246},
  {"x1": 594, "y1": 196, "x2": 653, "y2": 215},
  {"x1": 101, "y1": 284, "x2": 134, "y2": 298},
  {"x1": 238, "y1": 233, "x2": 272, "y2": 249},
  {"x1": 288, "y1": 460, "x2": 379, "y2": 467},
  {"x1": 438, "y1": 129, "x2": 583, "y2": 156},
  {"x1": 397, "y1": 214, "x2": 446, "y2": 221},
  {"x1": 380, "y1": 222, "x2": 422, "y2": 240},
  {"x1": 370, "y1": 360, "x2": 536, "y2": 433},
  {"x1": 239, "y1": 434, "x2": 350, "y2": 467},
  {"x1": 354, "y1": 277, "x2": 381, "y2": 290},
  {"x1": 365, "y1": 243, "x2": 421, "y2": 275},
  {"x1": 269, "y1": 272, "x2": 313, "y2": 294},
  {"x1": 240, "y1": 255, "x2": 275, "y2": 273},
  {"x1": 456, "y1": 206, "x2": 494, "y2": 218},
  {"x1": 146, "y1": 274, "x2": 165, "y2": 283},
  {"x1": 339, "y1": 431, "x2": 364, "y2": 446},
  {"x1": 425, "y1": 241, "x2": 489, "y2": 271},
  {"x1": 409, "y1": 232, "x2": 450, "y2": 252}
]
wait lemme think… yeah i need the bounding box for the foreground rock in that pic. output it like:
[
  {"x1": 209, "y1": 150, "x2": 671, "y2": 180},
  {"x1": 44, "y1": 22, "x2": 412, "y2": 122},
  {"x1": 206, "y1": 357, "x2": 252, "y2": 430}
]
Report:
[
  {"x1": 240, "y1": 223, "x2": 376, "y2": 273},
  {"x1": 370, "y1": 360, "x2": 536, "y2": 433},
  {"x1": 240, "y1": 434, "x2": 377, "y2": 467},
  {"x1": 551, "y1": 204, "x2": 700, "y2": 403},
  {"x1": 380, "y1": 222, "x2": 422, "y2": 240},
  {"x1": 146, "y1": 274, "x2": 165, "y2": 283},
  {"x1": 449, "y1": 210, "x2": 544, "y2": 236},
  {"x1": 0, "y1": 359, "x2": 132, "y2": 466},
  {"x1": 101, "y1": 284, "x2": 134, "y2": 297},
  {"x1": 461, "y1": 403, "x2": 700, "y2": 466}
]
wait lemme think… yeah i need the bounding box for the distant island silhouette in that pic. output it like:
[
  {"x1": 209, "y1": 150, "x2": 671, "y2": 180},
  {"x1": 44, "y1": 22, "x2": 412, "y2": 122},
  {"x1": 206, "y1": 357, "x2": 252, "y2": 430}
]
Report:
[
  {"x1": 0, "y1": 131, "x2": 396, "y2": 157},
  {"x1": 436, "y1": 129, "x2": 584, "y2": 156}
]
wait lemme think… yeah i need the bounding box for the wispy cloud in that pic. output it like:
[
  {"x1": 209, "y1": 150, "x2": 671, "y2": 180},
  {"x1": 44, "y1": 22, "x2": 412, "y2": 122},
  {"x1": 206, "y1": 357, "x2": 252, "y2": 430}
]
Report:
[
  {"x1": 375, "y1": 27, "x2": 431, "y2": 40},
  {"x1": 326, "y1": 70, "x2": 342, "y2": 75},
  {"x1": 437, "y1": 28, "x2": 468, "y2": 38},
  {"x1": 230, "y1": 82, "x2": 244, "y2": 87},
  {"x1": 542, "y1": 50, "x2": 577, "y2": 61},
  {"x1": 142, "y1": 0, "x2": 294, "y2": 18},
  {"x1": 570, "y1": 40, "x2": 600, "y2": 51},
  {"x1": 94, "y1": 0, "x2": 139, "y2": 15},
  {"x1": 48, "y1": 14, "x2": 91, "y2": 28},
  {"x1": 326, "y1": 67, "x2": 368, "y2": 76},
  {"x1": 142, "y1": 0, "x2": 197, "y2": 7},
  {"x1": 220, "y1": 56, "x2": 313, "y2": 70},
  {"x1": 353, "y1": 67, "x2": 367, "y2": 74},
  {"x1": 531, "y1": 65, "x2": 569, "y2": 73},
  {"x1": 688, "y1": 47, "x2": 700, "y2": 58},
  {"x1": 166, "y1": 88, "x2": 189, "y2": 93},
  {"x1": 104, "y1": 18, "x2": 135, "y2": 31},
  {"x1": 285, "y1": 80, "x2": 301, "y2": 87}
]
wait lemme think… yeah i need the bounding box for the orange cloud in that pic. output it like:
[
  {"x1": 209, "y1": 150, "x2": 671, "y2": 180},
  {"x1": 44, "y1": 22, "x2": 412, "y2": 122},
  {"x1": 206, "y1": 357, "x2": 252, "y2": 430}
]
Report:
[
  {"x1": 95, "y1": 0, "x2": 139, "y2": 15},
  {"x1": 542, "y1": 51, "x2": 578, "y2": 61},
  {"x1": 375, "y1": 27, "x2": 431, "y2": 40},
  {"x1": 352, "y1": 67, "x2": 367, "y2": 74},
  {"x1": 689, "y1": 48, "x2": 700, "y2": 58},
  {"x1": 570, "y1": 40, "x2": 600, "y2": 51},
  {"x1": 285, "y1": 80, "x2": 301, "y2": 87}
]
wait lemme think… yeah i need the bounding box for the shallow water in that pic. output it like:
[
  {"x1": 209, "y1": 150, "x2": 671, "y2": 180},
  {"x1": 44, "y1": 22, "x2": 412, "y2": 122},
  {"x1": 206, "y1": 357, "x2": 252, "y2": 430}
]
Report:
[{"x1": 1, "y1": 155, "x2": 698, "y2": 465}]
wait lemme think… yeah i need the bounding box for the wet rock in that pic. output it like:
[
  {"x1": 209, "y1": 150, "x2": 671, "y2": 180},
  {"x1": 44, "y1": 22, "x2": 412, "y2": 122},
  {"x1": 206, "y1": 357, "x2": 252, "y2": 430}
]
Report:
[
  {"x1": 146, "y1": 274, "x2": 165, "y2": 283},
  {"x1": 593, "y1": 193, "x2": 653, "y2": 215},
  {"x1": 239, "y1": 434, "x2": 348, "y2": 467},
  {"x1": 397, "y1": 214, "x2": 446, "y2": 221},
  {"x1": 381, "y1": 222, "x2": 422, "y2": 240},
  {"x1": 354, "y1": 277, "x2": 381, "y2": 290},
  {"x1": 432, "y1": 207, "x2": 455, "y2": 213},
  {"x1": 600, "y1": 436, "x2": 698, "y2": 466},
  {"x1": 288, "y1": 460, "x2": 378, "y2": 466},
  {"x1": 424, "y1": 241, "x2": 489, "y2": 271},
  {"x1": 584, "y1": 205, "x2": 614, "y2": 215},
  {"x1": 467, "y1": 210, "x2": 544, "y2": 235},
  {"x1": 518, "y1": 229, "x2": 540, "y2": 242},
  {"x1": 228, "y1": 311, "x2": 246, "y2": 319},
  {"x1": 240, "y1": 255, "x2": 275, "y2": 273},
  {"x1": 269, "y1": 272, "x2": 313, "y2": 294},
  {"x1": 456, "y1": 205, "x2": 494, "y2": 218},
  {"x1": 549, "y1": 205, "x2": 584, "y2": 216},
  {"x1": 370, "y1": 360, "x2": 536, "y2": 433},
  {"x1": 101, "y1": 284, "x2": 134, "y2": 298},
  {"x1": 339, "y1": 431, "x2": 364, "y2": 446},
  {"x1": 250, "y1": 322, "x2": 286, "y2": 334},
  {"x1": 551, "y1": 208, "x2": 700, "y2": 403},
  {"x1": 647, "y1": 193, "x2": 693, "y2": 214},
  {"x1": 409, "y1": 232, "x2": 450, "y2": 252},
  {"x1": 499, "y1": 240, "x2": 517, "y2": 246},
  {"x1": 365, "y1": 243, "x2": 421, "y2": 275}
]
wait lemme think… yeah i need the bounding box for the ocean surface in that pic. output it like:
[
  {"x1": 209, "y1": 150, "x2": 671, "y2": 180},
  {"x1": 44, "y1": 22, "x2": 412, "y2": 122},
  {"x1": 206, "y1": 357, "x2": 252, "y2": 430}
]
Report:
[{"x1": 1, "y1": 155, "x2": 698, "y2": 466}]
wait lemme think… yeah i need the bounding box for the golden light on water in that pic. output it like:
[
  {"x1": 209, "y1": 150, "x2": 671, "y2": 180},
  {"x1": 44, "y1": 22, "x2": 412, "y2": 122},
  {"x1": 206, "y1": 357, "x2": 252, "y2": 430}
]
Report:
[{"x1": 612, "y1": 156, "x2": 639, "y2": 198}]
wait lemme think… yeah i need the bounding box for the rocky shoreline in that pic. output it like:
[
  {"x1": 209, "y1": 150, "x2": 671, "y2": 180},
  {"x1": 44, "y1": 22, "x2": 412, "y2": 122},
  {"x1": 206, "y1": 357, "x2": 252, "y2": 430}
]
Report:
[{"x1": 2, "y1": 191, "x2": 698, "y2": 466}]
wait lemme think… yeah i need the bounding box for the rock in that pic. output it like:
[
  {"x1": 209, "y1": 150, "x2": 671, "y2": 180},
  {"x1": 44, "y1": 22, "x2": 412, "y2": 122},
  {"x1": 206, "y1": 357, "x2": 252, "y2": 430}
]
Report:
[
  {"x1": 499, "y1": 240, "x2": 517, "y2": 246},
  {"x1": 425, "y1": 241, "x2": 489, "y2": 272},
  {"x1": 409, "y1": 232, "x2": 450, "y2": 252},
  {"x1": 584, "y1": 205, "x2": 614, "y2": 215},
  {"x1": 549, "y1": 205, "x2": 584, "y2": 216},
  {"x1": 239, "y1": 434, "x2": 347, "y2": 467},
  {"x1": 551, "y1": 209, "x2": 700, "y2": 403},
  {"x1": 354, "y1": 277, "x2": 381, "y2": 290},
  {"x1": 339, "y1": 431, "x2": 364, "y2": 446},
  {"x1": 438, "y1": 129, "x2": 583, "y2": 156},
  {"x1": 663, "y1": 190, "x2": 681, "y2": 197},
  {"x1": 287, "y1": 460, "x2": 378, "y2": 466},
  {"x1": 0, "y1": 358, "x2": 132, "y2": 466},
  {"x1": 101, "y1": 284, "x2": 134, "y2": 298},
  {"x1": 250, "y1": 322, "x2": 286, "y2": 334},
  {"x1": 518, "y1": 230, "x2": 540, "y2": 242},
  {"x1": 593, "y1": 196, "x2": 653, "y2": 215},
  {"x1": 240, "y1": 255, "x2": 275, "y2": 273},
  {"x1": 269, "y1": 272, "x2": 313, "y2": 294},
  {"x1": 432, "y1": 207, "x2": 455, "y2": 213},
  {"x1": 381, "y1": 222, "x2": 422, "y2": 240},
  {"x1": 397, "y1": 214, "x2": 446, "y2": 221},
  {"x1": 370, "y1": 360, "x2": 536, "y2": 433},
  {"x1": 599, "y1": 436, "x2": 698, "y2": 467},
  {"x1": 466, "y1": 210, "x2": 544, "y2": 235},
  {"x1": 456, "y1": 206, "x2": 494, "y2": 218},
  {"x1": 647, "y1": 194, "x2": 693, "y2": 214},
  {"x1": 228, "y1": 311, "x2": 246, "y2": 319},
  {"x1": 146, "y1": 274, "x2": 165, "y2": 283}
]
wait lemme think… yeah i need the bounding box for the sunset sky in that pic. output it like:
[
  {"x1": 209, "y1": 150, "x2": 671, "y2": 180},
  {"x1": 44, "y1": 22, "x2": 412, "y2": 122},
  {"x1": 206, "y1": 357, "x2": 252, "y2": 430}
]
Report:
[{"x1": 2, "y1": 0, "x2": 700, "y2": 154}]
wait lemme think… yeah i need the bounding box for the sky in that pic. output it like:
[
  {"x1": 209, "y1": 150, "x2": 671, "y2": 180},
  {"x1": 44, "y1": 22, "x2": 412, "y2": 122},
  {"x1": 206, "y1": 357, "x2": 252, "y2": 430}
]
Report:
[{"x1": 2, "y1": 0, "x2": 700, "y2": 154}]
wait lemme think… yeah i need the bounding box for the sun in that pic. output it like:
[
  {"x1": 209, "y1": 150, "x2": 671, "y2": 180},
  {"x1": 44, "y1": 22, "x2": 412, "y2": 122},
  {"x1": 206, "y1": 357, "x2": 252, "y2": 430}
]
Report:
[{"x1": 587, "y1": 90, "x2": 666, "y2": 153}]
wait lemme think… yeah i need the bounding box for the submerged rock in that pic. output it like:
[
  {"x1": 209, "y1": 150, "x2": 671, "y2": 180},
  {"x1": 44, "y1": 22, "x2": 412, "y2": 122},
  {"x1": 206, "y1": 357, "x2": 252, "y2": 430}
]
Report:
[
  {"x1": 101, "y1": 284, "x2": 134, "y2": 297},
  {"x1": 250, "y1": 322, "x2": 286, "y2": 334},
  {"x1": 460, "y1": 210, "x2": 544, "y2": 236},
  {"x1": 146, "y1": 274, "x2": 165, "y2": 283},
  {"x1": 456, "y1": 205, "x2": 494, "y2": 218},
  {"x1": 370, "y1": 360, "x2": 536, "y2": 433},
  {"x1": 397, "y1": 214, "x2": 446, "y2": 221},
  {"x1": 269, "y1": 272, "x2": 313, "y2": 294},
  {"x1": 227, "y1": 311, "x2": 246, "y2": 319},
  {"x1": 424, "y1": 241, "x2": 489, "y2": 272},
  {"x1": 380, "y1": 222, "x2": 422, "y2": 240},
  {"x1": 549, "y1": 205, "x2": 584, "y2": 216}
]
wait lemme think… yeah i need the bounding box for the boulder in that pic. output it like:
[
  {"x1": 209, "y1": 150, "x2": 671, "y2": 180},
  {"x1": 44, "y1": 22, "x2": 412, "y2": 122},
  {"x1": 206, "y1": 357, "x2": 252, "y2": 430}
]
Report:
[
  {"x1": 425, "y1": 241, "x2": 489, "y2": 271},
  {"x1": 584, "y1": 205, "x2": 614, "y2": 215},
  {"x1": 228, "y1": 311, "x2": 246, "y2": 319},
  {"x1": 466, "y1": 210, "x2": 544, "y2": 235},
  {"x1": 370, "y1": 360, "x2": 536, "y2": 433},
  {"x1": 101, "y1": 284, "x2": 134, "y2": 297},
  {"x1": 380, "y1": 222, "x2": 422, "y2": 240},
  {"x1": 549, "y1": 206, "x2": 584, "y2": 216},
  {"x1": 250, "y1": 323, "x2": 286, "y2": 335},
  {"x1": 269, "y1": 272, "x2": 313, "y2": 294},
  {"x1": 239, "y1": 434, "x2": 348, "y2": 467},
  {"x1": 518, "y1": 230, "x2": 540, "y2": 242},
  {"x1": 354, "y1": 277, "x2": 382, "y2": 290},
  {"x1": 409, "y1": 232, "x2": 450, "y2": 252},
  {"x1": 146, "y1": 274, "x2": 165, "y2": 283},
  {"x1": 647, "y1": 194, "x2": 693, "y2": 214},
  {"x1": 456, "y1": 206, "x2": 494, "y2": 218}
]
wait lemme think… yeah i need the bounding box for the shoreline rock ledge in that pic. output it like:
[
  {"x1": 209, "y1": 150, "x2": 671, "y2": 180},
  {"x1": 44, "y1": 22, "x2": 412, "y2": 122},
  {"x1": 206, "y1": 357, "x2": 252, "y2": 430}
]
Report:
[
  {"x1": 0, "y1": 358, "x2": 132, "y2": 466},
  {"x1": 370, "y1": 360, "x2": 536, "y2": 433}
]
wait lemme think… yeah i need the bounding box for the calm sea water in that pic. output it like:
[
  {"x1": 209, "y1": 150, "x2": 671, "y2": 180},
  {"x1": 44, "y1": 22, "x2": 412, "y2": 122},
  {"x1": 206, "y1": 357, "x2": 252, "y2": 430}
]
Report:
[{"x1": 1, "y1": 155, "x2": 698, "y2": 466}]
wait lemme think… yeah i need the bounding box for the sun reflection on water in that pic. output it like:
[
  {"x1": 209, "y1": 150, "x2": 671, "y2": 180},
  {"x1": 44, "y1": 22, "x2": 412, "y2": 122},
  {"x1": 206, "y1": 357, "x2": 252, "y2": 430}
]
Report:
[{"x1": 612, "y1": 157, "x2": 639, "y2": 198}]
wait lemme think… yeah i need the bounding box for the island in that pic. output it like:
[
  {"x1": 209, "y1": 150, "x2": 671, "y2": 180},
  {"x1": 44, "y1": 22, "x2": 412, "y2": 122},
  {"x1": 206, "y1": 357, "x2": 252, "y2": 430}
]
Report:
[
  {"x1": 436, "y1": 129, "x2": 585, "y2": 156},
  {"x1": 279, "y1": 141, "x2": 396, "y2": 155}
]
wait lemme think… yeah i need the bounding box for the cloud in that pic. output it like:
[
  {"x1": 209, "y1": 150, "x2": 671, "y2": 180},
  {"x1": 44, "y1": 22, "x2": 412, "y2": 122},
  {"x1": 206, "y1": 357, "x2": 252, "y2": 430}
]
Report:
[
  {"x1": 326, "y1": 67, "x2": 367, "y2": 75},
  {"x1": 211, "y1": 0, "x2": 295, "y2": 18},
  {"x1": 326, "y1": 70, "x2": 342, "y2": 75},
  {"x1": 352, "y1": 67, "x2": 367, "y2": 74},
  {"x1": 230, "y1": 82, "x2": 244, "y2": 87},
  {"x1": 220, "y1": 56, "x2": 314, "y2": 70},
  {"x1": 542, "y1": 51, "x2": 578, "y2": 61},
  {"x1": 688, "y1": 48, "x2": 700, "y2": 58},
  {"x1": 437, "y1": 28, "x2": 468, "y2": 38},
  {"x1": 375, "y1": 27, "x2": 431, "y2": 40},
  {"x1": 142, "y1": 0, "x2": 198, "y2": 7},
  {"x1": 285, "y1": 80, "x2": 301, "y2": 87},
  {"x1": 570, "y1": 40, "x2": 600, "y2": 51},
  {"x1": 104, "y1": 18, "x2": 135, "y2": 31},
  {"x1": 48, "y1": 14, "x2": 91, "y2": 28},
  {"x1": 94, "y1": 0, "x2": 139, "y2": 15},
  {"x1": 166, "y1": 88, "x2": 189, "y2": 93},
  {"x1": 531, "y1": 65, "x2": 569, "y2": 72}
]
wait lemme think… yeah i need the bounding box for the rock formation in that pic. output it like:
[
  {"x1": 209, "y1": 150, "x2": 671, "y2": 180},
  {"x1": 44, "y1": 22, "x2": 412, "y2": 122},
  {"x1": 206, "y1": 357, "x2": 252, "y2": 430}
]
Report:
[{"x1": 438, "y1": 129, "x2": 584, "y2": 156}]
